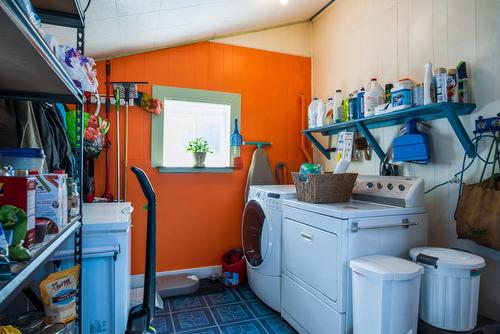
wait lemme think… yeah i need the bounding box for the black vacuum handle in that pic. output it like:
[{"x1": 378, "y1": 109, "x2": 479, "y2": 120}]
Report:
[
  {"x1": 130, "y1": 166, "x2": 156, "y2": 319},
  {"x1": 131, "y1": 166, "x2": 156, "y2": 203}
]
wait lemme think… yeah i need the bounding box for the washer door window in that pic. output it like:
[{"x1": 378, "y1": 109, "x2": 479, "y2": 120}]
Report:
[{"x1": 242, "y1": 200, "x2": 269, "y2": 267}]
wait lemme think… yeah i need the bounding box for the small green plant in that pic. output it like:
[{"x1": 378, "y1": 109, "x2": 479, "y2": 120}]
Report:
[{"x1": 186, "y1": 137, "x2": 213, "y2": 153}]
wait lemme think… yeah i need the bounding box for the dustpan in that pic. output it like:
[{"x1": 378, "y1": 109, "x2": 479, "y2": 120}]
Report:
[{"x1": 393, "y1": 119, "x2": 429, "y2": 163}]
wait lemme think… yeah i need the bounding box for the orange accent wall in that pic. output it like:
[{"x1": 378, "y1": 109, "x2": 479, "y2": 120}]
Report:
[{"x1": 92, "y1": 41, "x2": 311, "y2": 275}]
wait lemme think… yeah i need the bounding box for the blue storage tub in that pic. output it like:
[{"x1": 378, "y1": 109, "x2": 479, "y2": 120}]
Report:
[{"x1": 0, "y1": 148, "x2": 45, "y2": 172}]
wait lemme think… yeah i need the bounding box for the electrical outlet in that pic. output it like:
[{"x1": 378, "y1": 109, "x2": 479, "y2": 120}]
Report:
[
  {"x1": 450, "y1": 176, "x2": 461, "y2": 184},
  {"x1": 474, "y1": 115, "x2": 500, "y2": 134}
]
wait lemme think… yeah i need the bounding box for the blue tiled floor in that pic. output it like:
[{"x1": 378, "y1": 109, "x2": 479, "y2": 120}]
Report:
[{"x1": 154, "y1": 285, "x2": 297, "y2": 334}]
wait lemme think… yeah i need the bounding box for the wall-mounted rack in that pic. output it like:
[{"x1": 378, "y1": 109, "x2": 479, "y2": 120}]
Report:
[
  {"x1": 303, "y1": 103, "x2": 476, "y2": 161},
  {"x1": 243, "y1": 141, "x2": 272, "y2": 149}
]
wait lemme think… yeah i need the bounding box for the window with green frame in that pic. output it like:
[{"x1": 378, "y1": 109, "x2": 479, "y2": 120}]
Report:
[{"x1": 151, "y1": 86, "x2": 241, "y2": 173}]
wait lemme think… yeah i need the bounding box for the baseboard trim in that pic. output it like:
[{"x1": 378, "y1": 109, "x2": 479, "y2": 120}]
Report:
[{"x1": 131, "y1": 265, "x2": 222, "y2": 288}]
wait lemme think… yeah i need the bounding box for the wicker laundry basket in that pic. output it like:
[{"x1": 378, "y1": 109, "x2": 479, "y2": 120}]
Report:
[{"x1": 292, "y1": 172, "x2": 358, "y2": 203}]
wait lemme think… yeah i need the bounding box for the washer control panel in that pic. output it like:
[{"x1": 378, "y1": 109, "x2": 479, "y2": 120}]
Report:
[
  {"x1": 265, "y1": 193, "x2": 281, "y2": 210},
  {"x1": 352, "y1": 176, "x2": 424, "y2": 207}
]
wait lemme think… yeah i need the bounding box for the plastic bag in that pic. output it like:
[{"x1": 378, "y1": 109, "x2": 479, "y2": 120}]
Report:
[
  {"x1": 56, "y1": 46, "x2": 98, "y2": 92},
  {"x1": 298, "y1": 163, "x2": 322, "y2": 182},
  {"x1": 20, "y1": 0, "x2": 42, "y2": 32},
  {"x1": 0, "y1": 326, "x2": 21, "y2": 334},
  {"x1": 0, "y1": 205, "x2": 29, "y2": 261},
  {"x1": 40, "y1": 265, "x2": 80, "y2": 324}
]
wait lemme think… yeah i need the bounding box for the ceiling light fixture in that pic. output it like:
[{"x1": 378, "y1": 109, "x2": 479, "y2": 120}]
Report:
[{"x1": 280, "y1": 0, "x2": 288, "y2": 5}]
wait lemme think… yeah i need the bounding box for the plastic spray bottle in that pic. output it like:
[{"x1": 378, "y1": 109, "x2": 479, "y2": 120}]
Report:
[{"x1": 333, "y1": 90, "x2": 343, "y2": 123}]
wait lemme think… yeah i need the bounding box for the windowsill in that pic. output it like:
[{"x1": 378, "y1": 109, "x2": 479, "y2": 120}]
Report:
[{"x1": 158, "y1": 167, "x2": 235, "y2": 174}]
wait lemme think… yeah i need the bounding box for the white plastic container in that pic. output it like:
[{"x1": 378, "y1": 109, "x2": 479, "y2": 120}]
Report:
[
  {"x1": 350, "y1": 255, "x2": 424, "y2": 334},
  {"x1": 308, "y1": 98, "x2": 320, "y2": 128},
  {"x1": 333, "y1": 90, "x2": 343, "y2": 123},
  {"x1": 0, "y1": 148, "x2": 45, "y2": 172},
  {"x1": 424, "y1": 62, "x2": 433, "y2": 105},
  {"x1": 316, "y1": 99, "x2": 326, "y2": 127},
  {"x1": 409, "y1": 247, "x2": 486, "y2": 332},
  {"x1": 434, "y1": 67, "x2": 448, "y2": 103},
  {"x1": 391, "y1": 79, "x2": 413, "y2": 111},
  {"x1": 364, "y1": 78, "x2": 385, "y2": 117}
]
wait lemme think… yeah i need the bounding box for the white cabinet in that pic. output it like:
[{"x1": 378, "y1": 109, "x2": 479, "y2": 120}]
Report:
[{"x1": 55, "y1": 203, "x2": 132, "y2": 334}]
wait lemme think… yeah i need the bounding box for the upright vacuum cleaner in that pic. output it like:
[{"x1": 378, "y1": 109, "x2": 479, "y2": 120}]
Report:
[
  {"x1": 126, "y1": 167, "x2": 157, "y2": 334},
  {"x1": 126, "y1": 167, "x2": 201, "y2": 333}
]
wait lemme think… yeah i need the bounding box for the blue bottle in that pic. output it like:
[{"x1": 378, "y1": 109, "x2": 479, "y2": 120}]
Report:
[{"x1": 356, "y1": 88, "x2": 365, "y2": 119}]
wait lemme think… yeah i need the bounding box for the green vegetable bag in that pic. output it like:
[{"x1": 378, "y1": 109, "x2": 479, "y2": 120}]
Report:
[{"x1": 0, "y1": 205, "x2": 30, "y2": 261}]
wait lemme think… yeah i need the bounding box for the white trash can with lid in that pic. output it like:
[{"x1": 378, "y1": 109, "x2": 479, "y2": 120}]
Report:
[
  {"x1": 410, "y1": 247, "x2": 486, "y2": 332},
  {"x1": 350, "y1": 255, "x2": 424, "y2": 334}
]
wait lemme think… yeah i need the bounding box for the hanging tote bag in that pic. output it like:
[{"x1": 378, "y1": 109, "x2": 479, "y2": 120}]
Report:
[{"x1": 455, "y1": 136, "x2": 500, "y2": 250}]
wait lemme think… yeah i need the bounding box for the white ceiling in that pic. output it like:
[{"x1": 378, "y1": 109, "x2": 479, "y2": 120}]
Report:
[{"x1": 45, "y1": 0, "x2": 328, "y2": 59}]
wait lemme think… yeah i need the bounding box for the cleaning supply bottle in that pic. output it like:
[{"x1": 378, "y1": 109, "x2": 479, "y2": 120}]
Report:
[
  {"x1": 456, "y1": 61, "x2": 468, "y2": 103},
  {"x1": 348, "y1": 93, "x2": 358, "y2": 120},
  {"x1": 230, "y1": 119, "x2": 243, "y2": 169},
  {"x1": 424, "y1": 62, "x2": 433, "y2": 105},
  {"x1": 356, "y1": 88, "x2": 365, "y2": 119},
  {"x1": 308, "y1": 98, "x2": 319, "y2": 128},
  {"x1": 447, "y1": 68, "x2": 459, "y2": 103},
  {"x1": 364, "y1": 78, "x2": 384, "y2": 117},
  {"x1": 325, "y1": 97, "x2": 334, "y2": 125},
  {"x1": 342, "y1": 95, "x2": 351, "y2": 122},
  {"x1": 316, "y1": 99, "x2": 326, "y2": 127},
  {"x1": 333, "y1": 90, "x2": 343, "y2": 123},
  {"x1": 434, "y1": 67, "x2": 448, "y2": 103}
]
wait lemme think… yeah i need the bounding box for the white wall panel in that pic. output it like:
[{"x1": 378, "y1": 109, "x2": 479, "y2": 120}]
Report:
[{"x1": 312, "y1": 0, "x2": 500, "y2": 320}]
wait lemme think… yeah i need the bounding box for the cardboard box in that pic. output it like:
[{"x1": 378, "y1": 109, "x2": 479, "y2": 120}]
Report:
[
  {"x1": 0, "y1": 176, "x2": 36, "y2": 249},
  {"x1": 34, "y1": 174, "x2": 67, "y2": 233}
]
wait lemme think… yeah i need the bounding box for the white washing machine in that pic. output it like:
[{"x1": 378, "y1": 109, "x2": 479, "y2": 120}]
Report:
[
  {"x1": 242, "y1": 185, "x2": 297, "y2": 312},
  {"x1": 281, "y1": 176, "x2": 429, "y2": 334}
]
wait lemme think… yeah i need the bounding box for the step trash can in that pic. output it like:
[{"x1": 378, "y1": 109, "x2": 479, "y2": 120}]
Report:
[
  {"x1": 410, "y1": 247, "x2": 486, "y2": 332},
  {"x1": 350, "y1": 255, "x2": 424, "y2": 334}
]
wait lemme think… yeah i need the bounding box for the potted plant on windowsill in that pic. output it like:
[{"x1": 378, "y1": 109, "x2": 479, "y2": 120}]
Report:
[{"x1": 186, "y1": 137, "x2": 212, "y2": 168}]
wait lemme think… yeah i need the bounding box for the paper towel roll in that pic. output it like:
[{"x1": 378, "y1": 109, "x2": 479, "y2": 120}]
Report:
[{"x1": 43, "y1": 34, "x2": 59, "y2": 55}]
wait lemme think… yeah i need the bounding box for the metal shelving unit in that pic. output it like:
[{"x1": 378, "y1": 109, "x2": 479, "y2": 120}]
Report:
[
  {"x1": 0, "y1": 0, "x2": 83, "y2": 103},
  {"x1": 303, "y1": 102, "x2": 476, "y2": 161},
  {"x1": 32, "y1": 0, "x2": 85, "y2": 28},
  {"x1": 0, "y1": 0, "x2": 85, "y2": 331},
  {"x1": 0, "y1": 216, "x2": 81, "y2": 305}
]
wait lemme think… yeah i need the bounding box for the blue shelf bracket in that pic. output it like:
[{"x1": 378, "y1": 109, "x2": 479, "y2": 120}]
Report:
[
  {"x1": 356, "y1": 121, "x2": 386, "y2": 161},
  {"x1": 444, "y1": 107, "x2": 476, "y2": 158},
  {"x1": 303, "y1": 132, "x2": 331, "y2": 160}
]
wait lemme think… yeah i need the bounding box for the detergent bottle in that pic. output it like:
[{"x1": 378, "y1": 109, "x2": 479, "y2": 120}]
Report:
[
  {"x1": 308, "y1": 98, "x2": 319, "y2": 128},
  {"x1": 364, "y1": 78, "x2": 384, "y2": 117},
  {"x1": 342, "y1": 94, "x2": 351, "y2": 122},
  {"x1": 316, "y1": 99, "x2": 326, "y2": 127},
  {"x1": 325, "y1": 97, "x2": 334, "y2": 125},
  {"x1": 333, "y1": 90, "x2": 344, "y2": 123}
]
